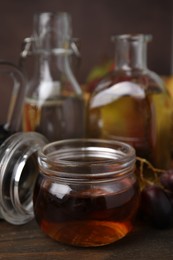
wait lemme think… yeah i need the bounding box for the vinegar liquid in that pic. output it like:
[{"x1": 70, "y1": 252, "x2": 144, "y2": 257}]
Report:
[
  {"x1": 23, "y1": 96, "x2": 85, "y2": 141},
  {"x1": 88, "y1": 83, "x2": 173, "y2": 169},
  {"x1": 33, "y1": 175, "x2": 139, "y2": 247}
]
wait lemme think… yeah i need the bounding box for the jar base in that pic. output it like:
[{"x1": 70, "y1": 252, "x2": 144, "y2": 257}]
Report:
[{"x1": 39, "y1": 219, "x2": 133, "y2": 247}]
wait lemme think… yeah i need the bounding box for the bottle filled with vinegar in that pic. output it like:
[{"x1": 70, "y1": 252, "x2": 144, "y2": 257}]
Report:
[
  {"x1": 22, "y1": 12, "x2": 85, "y2": 141},
  {"x1": 87, "y1": 34, "x2": 173, "y2": 169}
]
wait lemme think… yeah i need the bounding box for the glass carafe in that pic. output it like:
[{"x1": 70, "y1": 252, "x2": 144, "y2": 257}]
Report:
[
  {"x1": 87, "y1": 34, "x2": 173, "y2": 169},
  {"x1": 22, "y1": 12, "x2": 85, "y2": 141},
  {"x1": 0, "y1": 61, "x2": 26, "y2": 134}
]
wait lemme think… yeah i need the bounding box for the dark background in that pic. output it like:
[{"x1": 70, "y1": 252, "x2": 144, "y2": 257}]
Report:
[
  {"x1": 0, "y1": 0, "x2": 173, "y2": 123},
  {"x1": 0, "y1": 0, "x2": 172, "y2": 83}
]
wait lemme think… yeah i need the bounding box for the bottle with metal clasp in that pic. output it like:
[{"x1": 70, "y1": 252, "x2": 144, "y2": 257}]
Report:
[{"x1": 20, "y1": 12, "x2": 86, "y2": 142}]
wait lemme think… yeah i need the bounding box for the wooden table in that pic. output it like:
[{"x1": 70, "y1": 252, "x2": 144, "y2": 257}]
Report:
[{"x1": 0, "y1": 219, "x2": 173, "y2": 260}]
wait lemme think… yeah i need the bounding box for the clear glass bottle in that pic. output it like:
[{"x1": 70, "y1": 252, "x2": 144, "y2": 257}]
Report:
[
  {"x1": 22, "y1": 12, "x2": 85, "y2": 141},
  {"x1": 87, "y1": 34, "x2": 173, "y2": 169},
  {"x1": 34, "y1": 138, "x2": 139, "y2": 247}
]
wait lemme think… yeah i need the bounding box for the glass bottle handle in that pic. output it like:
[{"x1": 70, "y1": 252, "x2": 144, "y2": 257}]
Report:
[{"x1": 0, "y1": 60, "x2": 26, "y2": 132}]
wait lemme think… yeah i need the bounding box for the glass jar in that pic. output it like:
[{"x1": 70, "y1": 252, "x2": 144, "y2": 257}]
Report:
[
  {"x1": 87, "y1": 34, "x2": 173, "y2": 169},
  {"x1": 21, "y1": 12, "x2": 86, "y2": 141},
  {"x1": 0, "y1": 132, "x2": 47, "y2": 225},
  {"x1": 34, "y1": 138, "x2": 139, "y2": 247}
]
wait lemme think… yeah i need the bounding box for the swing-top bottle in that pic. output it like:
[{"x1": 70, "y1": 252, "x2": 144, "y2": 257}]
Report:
[{"x1": 22, "y1": 12, "x2": 85, "y2": 141}]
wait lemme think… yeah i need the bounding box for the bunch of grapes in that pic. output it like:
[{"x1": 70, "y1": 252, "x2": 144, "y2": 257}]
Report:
[{"x1": 136, "y1": 157, "x2": 173, "y2": 229}]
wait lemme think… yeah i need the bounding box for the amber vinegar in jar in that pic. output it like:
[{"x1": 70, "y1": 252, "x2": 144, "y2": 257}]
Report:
[{"x1": 34, "y1": 139, "x2": 139, "y2": 247}]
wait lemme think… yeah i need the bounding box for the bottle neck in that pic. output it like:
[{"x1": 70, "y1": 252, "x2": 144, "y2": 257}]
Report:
[
  {"x1": 27, "y1": 12, "x2": 82, "y2": 96},
  {"x1": 37, "y1": 53, "x2": 52, "y2": 81},
  {"x1": 35, "y1": 50, "x2": 69, "y2": 81},
  {"x1": 32, "y1": 49, "x2": 82, "y2": 96},
  {"x1": 33, "y1": 11, "x2": 72, "y2": 81},
  {"x1": 113, "y1": 35, "x2": 151, "y2": 71}
]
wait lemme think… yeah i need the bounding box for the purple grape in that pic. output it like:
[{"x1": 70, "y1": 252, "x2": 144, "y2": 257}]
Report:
[
  {"x1": 164, "y1": 191, "x2": 173, "y2": 208},
  {"x1": 140, "y1": 185, "x2": 173, "y2": 229},
  {"x1": 160, "y1": 170, "x2": 173, "y2": 192}
]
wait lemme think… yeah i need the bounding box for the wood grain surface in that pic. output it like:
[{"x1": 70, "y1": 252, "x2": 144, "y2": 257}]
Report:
[{"x1": 0, "y1": 220, "x2": 173, "y2": 260}]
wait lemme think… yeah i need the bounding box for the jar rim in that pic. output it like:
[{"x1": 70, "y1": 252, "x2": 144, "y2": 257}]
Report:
[{"x1": 38, "y1": 138, "x2": 136, "y2": 180}]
